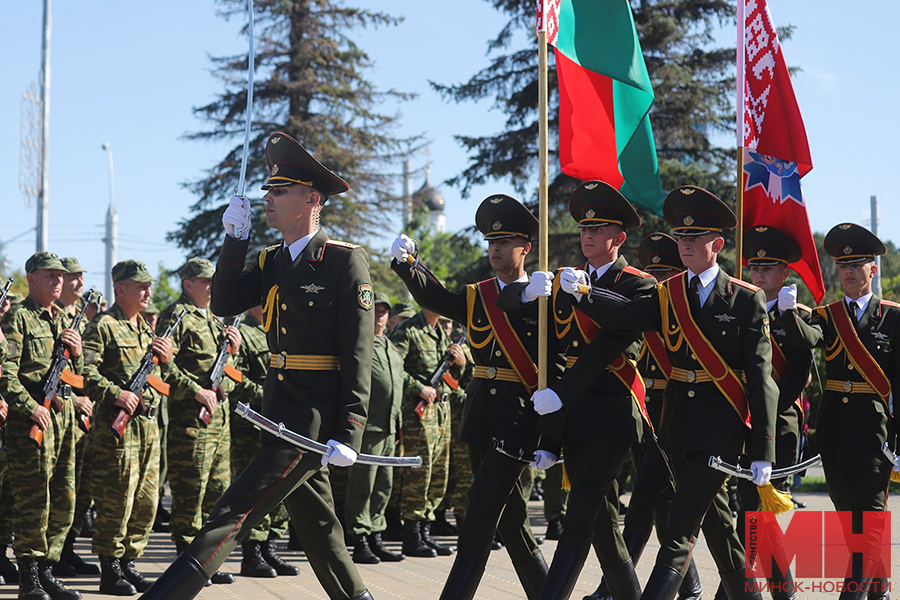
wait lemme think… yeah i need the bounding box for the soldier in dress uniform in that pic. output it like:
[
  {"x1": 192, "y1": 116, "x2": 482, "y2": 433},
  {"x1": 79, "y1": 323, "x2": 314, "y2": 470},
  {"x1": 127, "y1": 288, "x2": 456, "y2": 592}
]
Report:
[
  {"x1": 583, "y1": 233, "x2": 700, "y2": 600},
  {"x1": 53, "y1": 258, "x2": 98, "y2": 578},
  {"x1": 390, "y1": 194, "x2": 564, "y2": 600},
  {"x1": 776, "y1": 223, "x2": 898, "y2": 600},
  {"x1": 156, "y1": 258, "x2": 240, "y2": 585},
  {"x1": 81, "y1": 260, "x2": 173, "y2": 596},
  {"x1": 507, "y1": 181, "x2": 658, "y2": 600},
  {"x1": 549, "y1": 187, "x2": 777, "y2": 600},
  {"x1": 140, "y1": 131, "x2": 376, "y2": 600},
  {"x1": 344, "y1": 293, "x2": 406, "y2": 565},
  {"x1": 0, "y1": 252, "x2": 85, "y2": 600},
  {"x1": 230, "y1": 305, "x2": 298, "y2": 579}
]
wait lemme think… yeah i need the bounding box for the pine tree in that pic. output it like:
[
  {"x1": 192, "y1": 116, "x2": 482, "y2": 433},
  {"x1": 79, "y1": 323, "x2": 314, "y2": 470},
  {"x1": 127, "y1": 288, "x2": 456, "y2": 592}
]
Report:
[
  {"x1": 431, "y1": 0, "x2": 738, "y2": 268},
  {"x1": 169, "y1": 0, "x2": 416, "y2": 259}
]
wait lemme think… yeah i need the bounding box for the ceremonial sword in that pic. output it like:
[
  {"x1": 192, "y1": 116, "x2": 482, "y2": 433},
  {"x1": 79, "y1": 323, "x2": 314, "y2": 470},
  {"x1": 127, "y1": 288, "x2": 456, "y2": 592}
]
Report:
[
  {"x1": 233, "y1": 0, "x2": 255, "y2": 240},
  {"x1": 708, "y1": 454, "x2": 822, "y2": 480},
  {"x1": 234, "y1": 402, "x2": 422, "y2": 468}
]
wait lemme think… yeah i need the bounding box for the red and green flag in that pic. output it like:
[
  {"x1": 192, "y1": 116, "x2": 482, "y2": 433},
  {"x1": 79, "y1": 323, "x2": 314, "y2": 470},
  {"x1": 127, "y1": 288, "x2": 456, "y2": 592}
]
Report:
[{"x1": 538, "y1": 0, "x2": 664, "y2": 213}]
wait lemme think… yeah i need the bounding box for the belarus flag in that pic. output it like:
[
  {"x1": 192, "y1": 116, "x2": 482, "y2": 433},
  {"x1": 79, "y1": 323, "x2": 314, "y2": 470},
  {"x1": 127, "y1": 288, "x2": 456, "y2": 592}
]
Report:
[{"x1": 539, "y1": 0, "x2": 664, "y2": 214}]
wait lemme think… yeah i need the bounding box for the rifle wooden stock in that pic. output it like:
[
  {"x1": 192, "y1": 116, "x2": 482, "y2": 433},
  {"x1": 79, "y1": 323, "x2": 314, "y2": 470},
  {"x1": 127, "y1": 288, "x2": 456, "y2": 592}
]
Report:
[
  {"x1": 28, "y1": 397, "x2": 54, "y2": 447},
  {"x1": 77, "y1": 412, "x2": 90, "y2": 433}
]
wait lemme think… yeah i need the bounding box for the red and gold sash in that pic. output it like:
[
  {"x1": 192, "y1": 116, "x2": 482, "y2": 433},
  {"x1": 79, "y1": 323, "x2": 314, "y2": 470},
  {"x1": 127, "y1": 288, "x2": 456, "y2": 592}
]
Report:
[
  {"x1": 662, "y1": 274, "x2": 750, "y2": 428},
  {"x1": 826, "y1": 301, "x2": 891, "y2": 404},
  {"x1": 644, "y1": 333, "x2": 673, "y2": 379},
  {"x1": 468, "y1": 279, "x2": 538, "y2": 392}
]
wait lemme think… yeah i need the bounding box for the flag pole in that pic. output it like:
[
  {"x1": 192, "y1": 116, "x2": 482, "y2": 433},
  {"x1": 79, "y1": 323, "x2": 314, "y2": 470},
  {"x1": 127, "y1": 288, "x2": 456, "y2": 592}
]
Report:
[
  {"x1": 735, "y1": 0, "x2": 745, "y2": 281},
  {"x1": 537, "y1": 0, "x2": 550, "y2": 390}
]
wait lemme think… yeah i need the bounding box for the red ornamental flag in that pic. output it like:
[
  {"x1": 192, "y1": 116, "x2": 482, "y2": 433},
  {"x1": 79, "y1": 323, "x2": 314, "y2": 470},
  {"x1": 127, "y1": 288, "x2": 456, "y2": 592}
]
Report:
[{"x1": 739, "y1": 0, "x2": 812, "y2": 175}]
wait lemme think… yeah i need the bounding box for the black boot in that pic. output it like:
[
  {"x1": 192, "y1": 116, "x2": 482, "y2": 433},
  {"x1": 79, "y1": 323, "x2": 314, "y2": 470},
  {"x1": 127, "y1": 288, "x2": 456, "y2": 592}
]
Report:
[
  {"x1": 720, "y1": 566, "x2": 763, "y2": 600},
  {"x1": 260, "y1": 539, "x2": 299, "y2": 576},
  {"x1": 99, "y1": 556, "x2": 136, "y2": 596},
  {"x1": 438, "y1": 553, "x2": 485, "y2": 600},
  {"x1": 545, "y1": 518, "x2": 564, "y2": 540},
  {"x1": 583, "y1": 522, "x2": 650, "y2": 600},
  {"x1": 2, "y1": 544, "x2": 20, "y2": 584},
  {"x1": 37, "y1": 559, "x2": 81, "y2": 600},
  {"x1": 287, "y1": 524, "x2": 302, "y2": 551},
  {"x1": 640, "y1": 564, "x2": 683, "y2": 600},
  {"x1": 209, "y1": 571, "x2": 234, "y2": 584},
  {"x1": 382, "y1": 509, "x2": 404, "y2": 542},
  {"x1": 119, "y1": 559, "x2": 151, "y2": 593},
  {"x1": 431, "y1": 510, "x2": 458, "y2": 536},
  {"x1": 604, "y1": 559, "x2": 641, "y2": 600},
  {"x1": 712, "y1": 581, "x2": 728, "y2": 600},
  {"x1": 511, "y1": 553, "x2": 548, "y2": 600},
  {"x1": 59, "y1": 532, "x2": 99, "y2": 576},
  {"x1": 79, "y1": 510, "x2": 95, "y2": 540},
  {"x1": 421, "y1": 522, "x2": 454, "y2": 556},
  {"x1": 240, "y1": 541, "x2": 276, "y2": 578},
  {"x1": 767, "y1": 561, "x2": 796, "y2": 600},
  {"x1": 402, "y1": 521, "x2": 436, "y2": 558},
  {"x1": 352, "y1": 536, "x2": 380, "y2": 565},
  {"x1": 16, "y1": 557, "x2": 50, "y2": 600},
  {"x1": 868, "y1": 578, "x2": 890, "y2": 600},
  {"x1": 367, "y1": 533, "x2": 404, "y2": 562},
  {"x1": 537, "y1": 548, "x2": 584, "y2": 600},
  {"x1": 349, "y1": 591, "x2": 375, "y2": 600},
  {"x1": 137, "y1": 552, "x2": 209, "y2": 600},
  {"x1": 677, "y1": 560, "x2": 702, "y2": 600}
]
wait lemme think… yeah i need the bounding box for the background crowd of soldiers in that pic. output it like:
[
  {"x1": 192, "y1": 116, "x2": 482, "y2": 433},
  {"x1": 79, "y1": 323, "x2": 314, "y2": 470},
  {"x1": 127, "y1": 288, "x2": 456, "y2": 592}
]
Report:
[{"x1": 0, "y1": 175, "x2": 894, "y2": 600}]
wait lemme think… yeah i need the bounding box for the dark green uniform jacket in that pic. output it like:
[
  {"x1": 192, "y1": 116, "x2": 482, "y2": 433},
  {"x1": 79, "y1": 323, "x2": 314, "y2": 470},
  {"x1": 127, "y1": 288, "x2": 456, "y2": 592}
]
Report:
[
  {"x1": 211, "y1": 232, "x2": 373, "y2": 452},
  {"x1": 567, "y1": 269, "x2": 778, "y2": 463},
  {"x1": 777, "y1": 297, "x2": 900, "y2": 464},
  {"x1": 368, "y1": 335, "x2": 403, "y2": 435}
]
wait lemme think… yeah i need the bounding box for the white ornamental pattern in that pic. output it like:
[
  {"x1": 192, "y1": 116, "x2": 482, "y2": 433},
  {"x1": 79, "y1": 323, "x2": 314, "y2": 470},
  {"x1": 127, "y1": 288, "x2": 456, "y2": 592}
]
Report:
[
  {"x1": 742, "y1": 0, "x2": 781, "y2": 148},
  {"x1": 536, "y1": 0, "x2": 561, "y2": 47}
]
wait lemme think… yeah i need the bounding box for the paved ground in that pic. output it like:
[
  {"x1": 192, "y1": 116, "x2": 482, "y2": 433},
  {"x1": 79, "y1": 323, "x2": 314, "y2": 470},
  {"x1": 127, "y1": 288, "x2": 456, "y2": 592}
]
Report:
[{"x1": 1, "y1": 476, "x2": 897, "y2": 599}]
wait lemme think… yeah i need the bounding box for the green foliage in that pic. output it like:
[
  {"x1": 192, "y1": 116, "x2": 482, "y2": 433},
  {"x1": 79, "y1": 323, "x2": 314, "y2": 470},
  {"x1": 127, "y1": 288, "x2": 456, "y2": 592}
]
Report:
[
  {"x1": 151, "y1": 262, "x2": 180, "y2": 312},
  {"x1": 169, "y1": 0, "x2": 419, "y2": 260}
]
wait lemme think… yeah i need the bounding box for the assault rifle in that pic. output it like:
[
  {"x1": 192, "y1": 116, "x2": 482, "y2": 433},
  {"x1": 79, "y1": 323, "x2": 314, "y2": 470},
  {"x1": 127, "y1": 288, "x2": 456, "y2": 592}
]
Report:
[
  {"x1": 415, "y1": 331, "x2": 467, "y2": 418},
  {"x1": 198, "y1": 316, "x2": 243, "y2": 427},
  {"x1": 110, "y1": 308, "x2": 186, "y2": 438},
  {"x1": 29, "y1": 291, "x2": 96, "y2": 446}
]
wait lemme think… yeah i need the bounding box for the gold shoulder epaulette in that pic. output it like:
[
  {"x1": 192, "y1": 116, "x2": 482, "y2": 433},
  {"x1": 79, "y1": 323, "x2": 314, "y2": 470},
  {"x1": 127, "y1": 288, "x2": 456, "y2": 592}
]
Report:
[
  {"x1": 796, "y1": 303, "x2": 813, "y2": 314},
  {"x1": 730, "y1": 278, "x2": 761, "y2": 292},
  {"x1": 325, "y1": 239, "x2": 360, "y2": 249},
  {"x1": 623, "y1": 265, "x2": 652, "y2": 278},
  {"x1": 258, "y1": 244, "x2": 280, "y2": 269}
]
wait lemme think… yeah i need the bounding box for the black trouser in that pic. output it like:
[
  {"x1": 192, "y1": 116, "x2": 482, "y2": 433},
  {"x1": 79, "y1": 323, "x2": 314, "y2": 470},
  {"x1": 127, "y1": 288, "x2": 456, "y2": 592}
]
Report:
[
  {"x1": 186, "y1": 442, "x2": 366, "y2": 600},
  {"x1": 623, "y1": 443, "x2": 676, "y2": 559}
]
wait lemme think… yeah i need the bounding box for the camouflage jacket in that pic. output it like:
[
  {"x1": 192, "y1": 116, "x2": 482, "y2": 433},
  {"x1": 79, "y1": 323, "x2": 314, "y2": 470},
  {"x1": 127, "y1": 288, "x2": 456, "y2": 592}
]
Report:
[
  {"x1": 157, "y1": 294, "x2": 236, "y2": 421},
  {"x1": 0, "y1": 295, "x2": 83, "y2": 416},
  {"x1": 55, "y1": 297, "x2": 88, "y2": 335},
  {"x1": 229, "y1": 313, "x2": 269, "y2": 431},
  {"x1": 81, "y1": 303, "x2": 171, "y2": 414}
]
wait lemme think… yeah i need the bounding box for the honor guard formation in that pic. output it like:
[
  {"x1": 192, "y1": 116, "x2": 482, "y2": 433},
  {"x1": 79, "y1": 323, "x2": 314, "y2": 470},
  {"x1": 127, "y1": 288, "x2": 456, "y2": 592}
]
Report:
[{"x1": 0, "y1": 131, "x2": 895, "y2": 600}]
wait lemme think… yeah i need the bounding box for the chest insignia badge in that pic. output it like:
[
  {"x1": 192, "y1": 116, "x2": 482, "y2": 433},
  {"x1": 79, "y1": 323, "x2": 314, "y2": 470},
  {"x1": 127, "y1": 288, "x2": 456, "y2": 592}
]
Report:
[
  {"x1": 714, "y1": 314, "x2": 736, "y2": 323},
  {"x1": 872, "y1": 331, "x2": 889, "y2": 341},
  {"x1": 300, "y1": 283, "x2": 325, "y2": 294},
  {"x1": 522, "y1": 317, "x2": 538, "y2": 326},
  {"x1": 773, "y1": 328, "x2": 786, "y2": 337}
]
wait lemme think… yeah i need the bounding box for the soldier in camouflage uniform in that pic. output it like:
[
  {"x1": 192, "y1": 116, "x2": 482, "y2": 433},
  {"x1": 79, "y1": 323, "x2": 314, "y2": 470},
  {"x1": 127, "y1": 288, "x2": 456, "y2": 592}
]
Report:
[
  {"x1": 157, "y1": 258, "x2": 240, "y2": 585},
  {"x1": 440, "y1": 320, "x2": 473, "y2": 532},
  {"x1": 229, "y1": 306, "x2": 297, "y2": 579},
  {"x1": 390, "y1": 308, "x2": 464, "y2": 558},
  {"x1": 0, "y1": 251, "x2": 84, "y2": 600},
  {"x1": 82, "y1": 260, "x2": 173, "y2": 596},
  {"x1": 345, "y1": 293, "x2": 406, "y2": 565},
  {"x1": 0, "y1": 307, "x2": 12, "y2": 586},
  {"x1": 53, "y1": 258, "x2": 99, "y2": 578}
]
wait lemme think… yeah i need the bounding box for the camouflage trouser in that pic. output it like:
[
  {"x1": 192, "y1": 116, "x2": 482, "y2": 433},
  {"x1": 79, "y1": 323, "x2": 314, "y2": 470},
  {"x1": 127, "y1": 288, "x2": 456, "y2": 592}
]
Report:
[
  {"x1": 445, "y1": 396, "x2": 472, "y2": 525},
  {"x1": 167, "y1": 404, "x2": 231, "y2": 549},
  {"x1": 345, "y1": 430, "x2": 396, "y2": 536},
  {"x1": 156, "y1": 395, "x2": 169, "y2": 498},
  {"x1": 0, "y1": 445, "x2": 13, "y2": 545},
  {"x1": 72, "y1": 423, "x2": 94, "y2": 527},
  {"x1": 6, "y1": 400, "x2": 77, "y2": 560},
  {"x1": 230, "y1": 422, "x2": 288, "y2": 543},
  {"x1": 401, "y1": 400, "x2": 450, "y2": 522}
]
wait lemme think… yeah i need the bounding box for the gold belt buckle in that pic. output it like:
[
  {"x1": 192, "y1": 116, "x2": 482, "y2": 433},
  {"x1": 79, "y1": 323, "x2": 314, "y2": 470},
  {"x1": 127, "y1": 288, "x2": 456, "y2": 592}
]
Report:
[
  {"x1": 486, "y1": 366, "x2": 497, "y2": 380},
  {"x1": 685, "y1": 370, "x2": 696, "y2": 383},
  {"x1": 842, "y1": 380, "x2": 852, "y2": 393},
  {"x1": 274, "y1": 352, "x2": 287, "y2": 369}
]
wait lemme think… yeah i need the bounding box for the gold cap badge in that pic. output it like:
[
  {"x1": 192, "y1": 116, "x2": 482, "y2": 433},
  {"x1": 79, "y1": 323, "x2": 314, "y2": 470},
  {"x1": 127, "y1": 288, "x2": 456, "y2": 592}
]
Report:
[
  {"x1": 652, "y1": 255, "x2": 661, "y2": 264},
  {"x1": 271, "y1": 164, "x2": 279, "y2": 175},
  {"x1": 844, "y1": 245, "x2": 853, "y2": 255},
  {"x1": 271, "y1": 136, "x2": 281, "y2": 144},
  {"x1": 683, "y1": 215, "x2": 694, "y2": 226},
  {"x1": 492, "y1": 221, "x2": 502, "y2": 231},
  {"x1": 840, "y1": 224, "x2": 852, "y2": 230},
  {"x1": 489, "y1": 196, "x2": 504, "y2": 204},
  {"x1": 585, "y1": 209, "x2": 596, "y2": 219},
  {"x1": 757, "y1": 249, "x2": 767, "y2": 257},
  {"x1": 651, "y1": 235, "x2": 662, "y2": 241},
  {"x1": 584, "y1": 182, "x2": 598, "y2": 190},
  {"x1": 755, "y1": 226, "x2": 768, "y2": 232},
  {"x1": 681, "y1": 188, "x2": 695, "y2": 195}
]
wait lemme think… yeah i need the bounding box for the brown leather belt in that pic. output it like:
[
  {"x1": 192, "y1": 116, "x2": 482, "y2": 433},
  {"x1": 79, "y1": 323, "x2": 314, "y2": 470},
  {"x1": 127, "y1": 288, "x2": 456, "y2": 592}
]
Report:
[
  {"x1": 670, "y1": 367, "x2": 745, "y2": 384},
  {"x1": 824, "y1": 379, "x2": 876, "y2": 394},
  {"x1": 472, "y1": 365, "x2": 520, "y2": 383},
  {"x1": 269, "y1": 353, "x2": 340, "y2": 371}
]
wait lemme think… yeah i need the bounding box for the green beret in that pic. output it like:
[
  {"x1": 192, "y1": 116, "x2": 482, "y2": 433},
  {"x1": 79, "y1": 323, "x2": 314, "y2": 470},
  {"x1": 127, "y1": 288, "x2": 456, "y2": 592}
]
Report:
[
  {"x1": 25, "y1": 251, "x2": 66, "y2": 273},
  {"x1": 60, "y1": 257, "x2": 87, "y2": 274},
  {"x1": 179, "y1": 258, "x2": 215, "y2": 279},
  {"x1": 112, "y1": 260, "x2": 157, "y2": 284},
  {"x1": 374, "y1": 292, "x2": 392, "y2": 308}
]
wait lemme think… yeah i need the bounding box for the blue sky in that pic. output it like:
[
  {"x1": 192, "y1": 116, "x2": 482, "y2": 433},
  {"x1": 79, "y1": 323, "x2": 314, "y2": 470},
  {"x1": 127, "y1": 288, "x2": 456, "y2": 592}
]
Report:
[{"x1": 1, "y1": 0, "x2": 898, "y2": 294}]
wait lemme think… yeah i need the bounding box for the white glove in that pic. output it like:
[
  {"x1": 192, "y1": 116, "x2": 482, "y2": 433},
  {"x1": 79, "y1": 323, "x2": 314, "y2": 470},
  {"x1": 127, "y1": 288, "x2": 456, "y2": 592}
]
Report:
[
  {"x1": 750, "y1": 460, "x2": 772, "y2": 486},
  {"x1": 391, "y1": 234, "x2": 416, "y2": 263},
  {"x1": 559, "y1": 267, "x2": 589, "y2": 302},
  {"x1": 321, "y1": 439, "x2": 358, "y2": 467},
  {"x1": 222, "y1": 195, "x2": 251, "y2": 240},
  {"x1": 531, "y1": 388, "x2": 563, "y2": 415},
  {"x1": 530, "y1": 450, "x2": 558, "y2": 470},
  {"x1": 521, "y1": 271, "x2": 554, "y2": 303},
  {"x1": 777, "y1": 284, "x2": 797, "y2": 313}
]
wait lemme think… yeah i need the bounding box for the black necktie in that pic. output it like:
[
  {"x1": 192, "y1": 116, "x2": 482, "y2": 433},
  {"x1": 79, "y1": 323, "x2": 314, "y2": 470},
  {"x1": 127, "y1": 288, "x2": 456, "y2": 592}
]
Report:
[
  {"x1": 591, "y1": 270, "x2": 600, "y2": 288},
  {"x1": 849, "y1": 301, "x2": 860, "y2": 326},
  {"x1": 690, "y1": 275, "x2": 702, "y2": 311},
  {"x1": 283, "y1": 248, "x2": 294, "y2": 269}
]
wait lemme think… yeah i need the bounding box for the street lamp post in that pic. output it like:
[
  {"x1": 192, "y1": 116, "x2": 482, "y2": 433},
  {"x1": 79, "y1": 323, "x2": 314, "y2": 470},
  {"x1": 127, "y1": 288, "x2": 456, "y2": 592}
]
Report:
[{"x1": 101, "y1": 142, "x2": 117, "y2": 301}]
